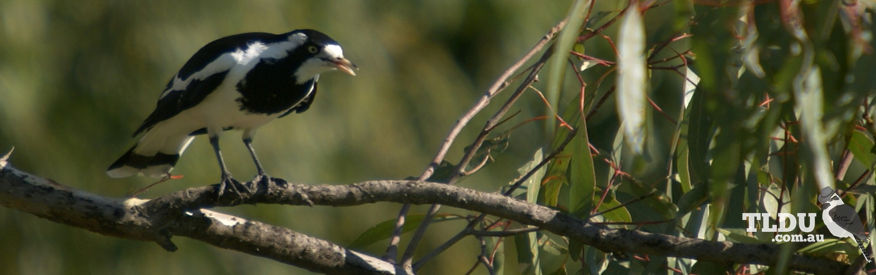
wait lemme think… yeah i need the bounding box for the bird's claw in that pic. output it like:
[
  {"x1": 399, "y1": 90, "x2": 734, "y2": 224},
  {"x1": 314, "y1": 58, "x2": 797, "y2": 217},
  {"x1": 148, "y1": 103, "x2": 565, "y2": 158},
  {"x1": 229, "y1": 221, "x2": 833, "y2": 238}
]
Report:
[
  {"x1": 216, "y1": 174, "x2": 249, "y2": 198},
  {"x1": 252, "y1": 173, "x2": 274, "y2": 187}
]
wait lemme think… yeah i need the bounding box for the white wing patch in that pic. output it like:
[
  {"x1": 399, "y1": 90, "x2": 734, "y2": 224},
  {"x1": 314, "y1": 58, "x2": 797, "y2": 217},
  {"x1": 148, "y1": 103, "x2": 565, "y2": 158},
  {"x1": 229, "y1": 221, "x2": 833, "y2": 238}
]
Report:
[
  {"x1": 289, "y1": 32, "x2": 308, "y2": 44},
  {"x1": 159, "y1": 53, "x2": 236, "y2": 99},
  {"x1": 231, "y1": 42, "x2": 268, "y2": 65},
  {"x1": 159, "y1": 37, "x2": 305, "y2": 100}
]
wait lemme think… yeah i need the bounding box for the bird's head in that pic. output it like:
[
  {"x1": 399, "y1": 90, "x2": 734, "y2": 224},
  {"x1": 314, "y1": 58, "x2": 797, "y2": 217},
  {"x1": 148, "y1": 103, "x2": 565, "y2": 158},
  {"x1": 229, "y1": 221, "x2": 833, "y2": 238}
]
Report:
[
  {"x1": 290, "y1": 29, "x2": 357, "y2": 82},
  {"x1": 821, "y1": 193, "x2": 845, "y2": 209},
  {"x1": 817, "y1": 186, "x2": 845, "y2": 208}
]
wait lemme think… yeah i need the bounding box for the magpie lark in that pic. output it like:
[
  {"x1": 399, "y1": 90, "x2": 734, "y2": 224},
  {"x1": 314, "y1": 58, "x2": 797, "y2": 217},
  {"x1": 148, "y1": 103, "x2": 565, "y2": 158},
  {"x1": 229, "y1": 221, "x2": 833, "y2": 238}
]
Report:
[{"x1": 107, "y1": 29, "x2": 356, "y2": 195}]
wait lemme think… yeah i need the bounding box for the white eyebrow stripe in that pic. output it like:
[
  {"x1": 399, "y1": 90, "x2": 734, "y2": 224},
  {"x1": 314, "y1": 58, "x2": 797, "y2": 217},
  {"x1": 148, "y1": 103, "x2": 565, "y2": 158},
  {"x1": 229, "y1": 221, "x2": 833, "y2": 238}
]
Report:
[{"x1": 323, "y1": 44, "x2": 344, "y2": 59}]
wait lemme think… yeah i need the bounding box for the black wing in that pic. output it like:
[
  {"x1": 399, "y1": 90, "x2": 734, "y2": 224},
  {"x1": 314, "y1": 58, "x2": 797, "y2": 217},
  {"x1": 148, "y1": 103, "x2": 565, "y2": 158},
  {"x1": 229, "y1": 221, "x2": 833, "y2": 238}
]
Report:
[
  {"x1": 133, "y1": 32, "x2": 283, "y2": 136},
  {"x1": 177, "y1": 32, "x2": 280, "y2": 79}
]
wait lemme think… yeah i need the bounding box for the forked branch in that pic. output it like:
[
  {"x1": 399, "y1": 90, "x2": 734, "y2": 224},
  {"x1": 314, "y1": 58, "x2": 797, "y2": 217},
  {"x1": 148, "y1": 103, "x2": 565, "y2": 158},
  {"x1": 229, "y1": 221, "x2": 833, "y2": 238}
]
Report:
[{"x1": 0, "y1": 157, "x2": 849, "y2": 275}]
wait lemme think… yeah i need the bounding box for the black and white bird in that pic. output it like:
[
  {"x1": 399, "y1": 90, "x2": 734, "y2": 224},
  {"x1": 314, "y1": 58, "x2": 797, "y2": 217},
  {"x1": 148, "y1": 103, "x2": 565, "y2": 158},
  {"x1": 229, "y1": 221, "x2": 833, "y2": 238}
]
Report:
[
  {"x1": 107, "y1": 29, "x2": 356, "y2": 195},
  {"x1": 818, "y1": 187, "x2": 872, "y2": 263}
]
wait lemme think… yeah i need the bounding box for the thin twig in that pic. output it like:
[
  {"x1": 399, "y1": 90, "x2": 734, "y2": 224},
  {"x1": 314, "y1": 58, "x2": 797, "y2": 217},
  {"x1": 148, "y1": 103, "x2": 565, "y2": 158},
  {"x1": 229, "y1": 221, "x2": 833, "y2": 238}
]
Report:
[
  {"x1": 594, "y1": 219, "x2": 674, "y2": 226},
  {"x1": 648, "y1": 96, "x2": 678, "y2": 125},
  {"x1": 128, "y1": 174, "x2": 182, "y2": 197},
  {"x1": 399, "y1": 26, "x2": 561, "y2": 267},
  {"x1": 472, "y1": 227, "x2": 541, "y2": 237},
  {"x1": 383, "y1": 18, "x2": 570, "y2": 263},
  {"x1": 478, "y1": 237, "x2": 496, "y2": 275},
  {"x1": 412, "y1": 129, "x2": 578, "y2": 271},
  {"x1": 590, "y1": 191, "x2": 656, "y2": 218},
  {"x1": 585, "y1": 85, "x2": 615, "y2": 121},
  {"x1": 460, "y1": 152, "x2": 492, "y2": 176},
  {"x1": 840, "y1": 169, "x2": 872, "y2": 198},
  {"x1": 648, "y1": 49, "x2": 692, "y2": 65},
  {"x1": 463, "y1": 258, "x2": 480, "y2": 275},
  {"x1": 647, "y1": 32, "x2": 692, "y2": 62},
  {"x1": 528, "y1": 84, "x2": 575, "y2": 130},
  {"x1": 576, "y1": 4, "x2": 630, "y2": 43},
  {"x1": 835, "y1": 149, "x2": 853, "y2": 181},
  {"x1": 569, "y1": 51, "x2": 615, "y2": 66}
]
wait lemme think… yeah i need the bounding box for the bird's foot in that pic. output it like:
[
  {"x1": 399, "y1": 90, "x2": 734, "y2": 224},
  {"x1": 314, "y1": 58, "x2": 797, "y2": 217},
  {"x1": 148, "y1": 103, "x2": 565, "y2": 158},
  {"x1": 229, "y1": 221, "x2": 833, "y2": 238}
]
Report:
[
  {"x1": 216, "y1": 174, "x2": 250, "y2": 199},
  {"x1": 252, "y1": 173, "x2": 274, "y2": 187}
]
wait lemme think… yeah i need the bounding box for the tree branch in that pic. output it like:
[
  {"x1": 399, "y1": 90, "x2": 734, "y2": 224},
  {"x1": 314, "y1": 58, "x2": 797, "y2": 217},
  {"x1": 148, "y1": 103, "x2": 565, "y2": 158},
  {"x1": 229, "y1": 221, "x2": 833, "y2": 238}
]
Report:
[
  {"x1": 0, "y1": 158, "x2": 849, "y2": 275},
  {"x1": 0, "y1": 160, "x2": 396, "y2": 275}
]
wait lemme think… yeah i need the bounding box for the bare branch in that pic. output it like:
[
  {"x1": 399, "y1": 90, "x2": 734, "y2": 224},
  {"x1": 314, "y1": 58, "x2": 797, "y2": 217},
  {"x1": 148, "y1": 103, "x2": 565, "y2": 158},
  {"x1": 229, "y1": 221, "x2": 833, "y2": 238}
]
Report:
[
  {"x1": 0, "y1": 161, "x2": 850, "y2": 275},
  {"x1": 0, "y1": 162, "x2": 397, "y2": 275}
]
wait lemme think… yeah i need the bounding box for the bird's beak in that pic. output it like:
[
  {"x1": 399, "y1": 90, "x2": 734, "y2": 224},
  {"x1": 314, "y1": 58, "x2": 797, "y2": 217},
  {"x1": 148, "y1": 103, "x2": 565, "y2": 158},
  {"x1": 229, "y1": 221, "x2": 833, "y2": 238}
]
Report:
[{"x1": 332, "y1": 57, "x2": 358, "y2": 76}]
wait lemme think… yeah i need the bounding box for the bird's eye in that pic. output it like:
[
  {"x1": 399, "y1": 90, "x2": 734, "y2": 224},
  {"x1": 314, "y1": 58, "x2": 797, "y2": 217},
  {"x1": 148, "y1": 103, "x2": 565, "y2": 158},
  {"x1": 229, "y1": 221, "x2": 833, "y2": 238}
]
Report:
[{"x1": 307, "y1": 45, "x2": 318, "y2": 54}]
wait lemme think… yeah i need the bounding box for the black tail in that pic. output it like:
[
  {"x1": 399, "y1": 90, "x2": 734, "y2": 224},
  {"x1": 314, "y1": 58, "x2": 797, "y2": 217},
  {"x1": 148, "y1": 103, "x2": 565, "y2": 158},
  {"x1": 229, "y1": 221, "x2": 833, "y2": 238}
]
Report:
[{"x1": 106, "y1": 146, "x2": 180, "y2": 178}]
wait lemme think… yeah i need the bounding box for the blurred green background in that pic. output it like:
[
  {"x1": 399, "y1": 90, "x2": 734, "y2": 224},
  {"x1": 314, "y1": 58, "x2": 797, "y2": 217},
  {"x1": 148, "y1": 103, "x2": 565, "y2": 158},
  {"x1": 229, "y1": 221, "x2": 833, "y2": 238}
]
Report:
[{"x1": 0, "y1": 0, "x2": 574, "y2": 274}]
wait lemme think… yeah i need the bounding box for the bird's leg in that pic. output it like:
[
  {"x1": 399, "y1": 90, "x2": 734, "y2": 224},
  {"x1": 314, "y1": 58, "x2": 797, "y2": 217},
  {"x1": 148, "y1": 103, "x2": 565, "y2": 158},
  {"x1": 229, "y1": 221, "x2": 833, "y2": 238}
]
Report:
[
  {"x1": 243, "y1": 134, "x2": 272, "y2": 188},
  {"x1": 210, "y1": 135, "x2": 246, "y2": 197}
]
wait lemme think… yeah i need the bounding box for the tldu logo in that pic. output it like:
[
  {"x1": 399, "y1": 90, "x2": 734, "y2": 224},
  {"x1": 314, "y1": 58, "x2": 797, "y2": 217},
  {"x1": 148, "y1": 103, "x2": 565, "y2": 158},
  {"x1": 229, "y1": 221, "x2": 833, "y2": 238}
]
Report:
[
  {"x1": 741, "y1": 213, "x2": 819, "y2": 242},
  {"x1": 818, "y1": 187, "x2": 872, "y2": 263},
  {"x1": 741, "y1": 187, "x2": 872, "y2": 262}
]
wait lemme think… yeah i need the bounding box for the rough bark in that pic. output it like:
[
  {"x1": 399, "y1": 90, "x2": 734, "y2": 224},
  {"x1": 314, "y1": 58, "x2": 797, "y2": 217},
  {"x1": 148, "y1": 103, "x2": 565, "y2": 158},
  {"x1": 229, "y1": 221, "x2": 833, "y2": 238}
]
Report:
[{"x1": 0, "y1": 155, "x2": 851, "y2": 275}]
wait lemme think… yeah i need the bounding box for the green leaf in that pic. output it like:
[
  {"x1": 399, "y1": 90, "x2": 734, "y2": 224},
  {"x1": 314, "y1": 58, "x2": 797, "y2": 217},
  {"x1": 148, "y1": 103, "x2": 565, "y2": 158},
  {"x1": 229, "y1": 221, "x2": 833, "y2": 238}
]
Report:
[
  {"x1": 543, "y1": 130, "x2": 574, "y2": 207},
  {"x1": 795, "y1": 66, "x2": 834, "y2": 190},
  {"x1": 524, "y1": 149, "x2": 546, "y2": 204},
  {"x1": 848, "y1": 185, "x2": 876, "y2": 195},
  {"x1": 848, "y1": 129, "x2": 875, "y2": 168},
  {"x1": 685, "y1": 203, "x2": 710, "y2": 240},
  {"x1": 583, "y1": 245, "x2": 609, "y2": 274},
  {"x1": 514, "y1": 232, "x2": 543, "y2": 275},
  {"x1": 413, "y1": 161, "x2": 456, "y2": 183},
  {"x1": 716, "y1": 228, "x2": 764, "y2": 244},
  {"x1": 348, "y1": 214, "x2": 458, "y2": 249},
  {"x1": 486, "y1": 233, "x2": 505, "y2": 275},
  {"x1": 585, "y1": 10, "x2": 614, "y2": 29},
  {"x1": 685, "y1": 83, "x2": 711, "y2": 186},
  {"x1": 682, "y1": 66, "x2": 699, "y2": 110},
  {"x1": 514, "y1": 147, "x2": 551, "y2": 275},
  {"x1": 676, "y1": 134, "x2": 692, "y2": 194},
  {"x1": 541, "y1": 234, "x2": 570, "y2": 275},
  {"x1": 676, "y1": 183, "x2": 709, "y2": 217},
  {"x1": 595, "y1": 197, "x2": 632, "y2": 224},
  {"x1": 672, "y1": 66, "x2": 699, "y2": 195},
  {"x1": 616, "y1": 6, "x2": 647, "y2": 153},
  {"x1": 690, "y1": 260, "x2": 733, "y2": 275},
  {"x1": 798, "y1": 238, "x2": 857, "y2": 257},
  {"x1": 760, "y1": 183, "x2": 789, "y2": 220},
  {"x1": 569, "y1": 120, "x2": 596, "y2": 216},
  {"x1": 674, "y1": 204, "x2": 710, "y2": 271},
  {"x1": 545, "y1": 0, "x2": 593, "y2": 132},
  {"x1": 465, "y1": 133, "x2": 510, "y2": 172},
  {"x1": 569, "y1": 239, "x2": 584, "y2": 261}
]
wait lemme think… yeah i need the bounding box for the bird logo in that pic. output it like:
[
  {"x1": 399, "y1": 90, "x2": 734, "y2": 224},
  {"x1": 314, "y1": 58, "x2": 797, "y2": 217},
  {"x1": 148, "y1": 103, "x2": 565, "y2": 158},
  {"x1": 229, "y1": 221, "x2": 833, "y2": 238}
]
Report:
[{"x1": 818, "y1": 187, "x2": 872, "y2": 263}]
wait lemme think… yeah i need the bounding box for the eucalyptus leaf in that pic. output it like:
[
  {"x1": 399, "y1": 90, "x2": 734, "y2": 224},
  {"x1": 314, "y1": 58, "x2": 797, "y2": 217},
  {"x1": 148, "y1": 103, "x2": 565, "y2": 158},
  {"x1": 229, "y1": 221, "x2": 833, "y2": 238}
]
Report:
[{"x1": 616, "y1": 7, "x2": 647, "y2": 153}]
